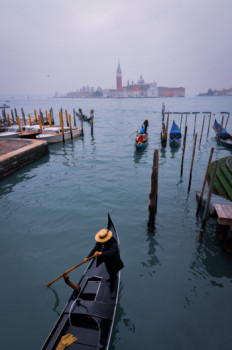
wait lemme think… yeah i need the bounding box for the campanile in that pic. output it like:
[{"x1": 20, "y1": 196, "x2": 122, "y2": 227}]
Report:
[{"x1": 116, "y1": 60, "x2": 122, "y2": 91}]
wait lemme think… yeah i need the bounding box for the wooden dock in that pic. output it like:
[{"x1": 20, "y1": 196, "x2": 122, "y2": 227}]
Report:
[
  {"x1": 196, "y1": 192, "x2": 232, "y2": 215},
  {"x1": 0, "y1": 138, "x2": 49, "y2": 179}
]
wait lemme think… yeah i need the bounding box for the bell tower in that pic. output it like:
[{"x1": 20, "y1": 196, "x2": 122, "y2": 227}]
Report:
[{"x1": 116, "y1": 60, "x2": 122, "y2": 91}]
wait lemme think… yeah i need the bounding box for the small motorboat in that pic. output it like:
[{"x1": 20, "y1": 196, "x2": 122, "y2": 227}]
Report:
[
  {"x1": 41, "y1": 214, "x2": 121, "y2": 350},
  {"x1": 36, "y1": 126, "x2": 82, "y2": 144}
]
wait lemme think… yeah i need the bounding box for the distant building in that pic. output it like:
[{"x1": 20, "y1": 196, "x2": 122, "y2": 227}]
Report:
[
  {"x1": 198, "y1": 88, "x2": 232, "y2": 96},
  {"x1": 64, "y1": 61, "x2": 185, "y2": 98},
  {"x1": 102, "y1": 61, "x2": 185, "y2": 98}
]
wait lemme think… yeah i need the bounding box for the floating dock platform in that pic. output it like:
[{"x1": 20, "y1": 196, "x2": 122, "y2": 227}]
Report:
[{"x1": 0, "y1": 138, "x2": 49, "y2": 179}]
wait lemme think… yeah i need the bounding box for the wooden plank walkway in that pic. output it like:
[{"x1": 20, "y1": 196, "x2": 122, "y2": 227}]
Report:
[
  {"x1": 214, "y1": 204, "x2": 232, "y2": 226},
  {"x1": 196, "y1": 192, "x2": 232, "y2": 214}
]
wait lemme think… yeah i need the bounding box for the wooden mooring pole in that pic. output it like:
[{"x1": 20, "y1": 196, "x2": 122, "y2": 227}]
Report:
[
  {"x1": 148, "y1": 149, "x2": 159, "y2": 231},
  {"x1": 59, "y1": 110, "x2": 65, "y2": 143},
  {"x1": 17, "y1": 116, "x2": 22, "y2": 133},
  {"x1": 192, "y1": 112, "x2": 199, "y2": 136},
  {"x1": 73, "y1": 109, "x2": 76, "y2": 126},
  {"x1": 225, "y1": 112, "x2": 230, "y2": 129},
  {"x1": 91, "y1": 109, "x2": 94, "y2": 135},
  {"x1": 11, "y1": 109, "x2": 15, "y2": 124},
  {"x1": 180, "y1": 113, "x2": 183, "y2": 131},
  {"x1": 69, "y1": 114, "x2": 73, "y2": 140},
  {"x1": 196, "y1": 147, "x2": 214, "y2": 216},
  {"x1": 180, "y1": 125, "x2": 187, "y2": 177},
  {"x1": 166, "y1": 112, "x2": 170, "y2": 136},
  {"x1": 7, "y1": 114, "x2": 11, "y2": 126},
  {"x1": 199, "y1": 160, "x2": 218, "y2": 242},
  {"x1": 206, "y1": 112, "x2": 212, "y2": 137},
  {"x1": 185, "y1": 112, "x2": 190, "y2": 127},
  {"x1": 199, "y1": 115, "x2": 205, "y2": 145},
  {"x1": 188, "y1": 133, "x2": 198, "y2": 192}
]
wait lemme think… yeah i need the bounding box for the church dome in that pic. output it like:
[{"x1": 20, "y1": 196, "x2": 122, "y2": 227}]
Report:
[{"x1": 137, "y1": 75, "x2": 145, "y2": 85}]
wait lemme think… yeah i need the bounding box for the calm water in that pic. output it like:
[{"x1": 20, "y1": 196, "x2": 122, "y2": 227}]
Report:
[{"x1": 0, "y1": 96, "x2": 232, "y2": 350}]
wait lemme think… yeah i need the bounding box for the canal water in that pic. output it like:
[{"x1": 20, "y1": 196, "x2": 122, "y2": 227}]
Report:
[{"x1": 0, "y1": 96, "x2": 232, "y2": 350}]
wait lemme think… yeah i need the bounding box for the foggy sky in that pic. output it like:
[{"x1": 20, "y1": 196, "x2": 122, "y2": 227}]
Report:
[{"x1": 0, "y1": 0, "x2": 231, "y2": 96}]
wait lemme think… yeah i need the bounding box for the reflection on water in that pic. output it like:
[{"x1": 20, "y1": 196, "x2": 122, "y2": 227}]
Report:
[
  {"x1": 189, "y1": 219, "x2": 232, "y2": 281},
  {"x1": 160, "y1": 147, "x2": 166, "y2": 159},
  {"x1": 50, "y1": 287, "x2": 61, "y2": 317},
  {"x1": 0, "y1": 153, "x2": 50, "y2": 196},
  {"x1": 170, "y1": 144, "x2": 181, "y2": 158},
  {"x1": 133, "y1": 148, "x2": 147, "y2": 164},
  {"x1": 110, "y1": 282, "x2": 135, "y2": 350},
  {"x1": 141, "y1": 231, "x2": 160, "y2": 276}
]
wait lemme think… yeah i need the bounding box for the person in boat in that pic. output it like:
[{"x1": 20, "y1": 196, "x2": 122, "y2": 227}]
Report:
[
  {"x1": 78, "y1": 108, "x2": 83, "y2": 117},
  {"x1": 63, "y1": 273, "x2": 80, "y2": 292},
  {"x1": 83, "y1": 228, "x2": 124, "y2": 290},
  {"x1": 142, "y1": 119, "x2": 149, "y2": 134},
  {"x1": 137, "y1": 134, "x2": 144, "y2": 144}
]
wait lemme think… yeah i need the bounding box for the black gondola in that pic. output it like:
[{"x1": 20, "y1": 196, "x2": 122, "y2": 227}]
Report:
[{"x1": 41, "y1": 214, "x2": 120, "y2": 350}]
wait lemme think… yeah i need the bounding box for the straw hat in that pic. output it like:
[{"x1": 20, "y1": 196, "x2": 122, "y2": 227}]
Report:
[{"x1": 95, "y1": 228, "x2": 112, "y2": 243}]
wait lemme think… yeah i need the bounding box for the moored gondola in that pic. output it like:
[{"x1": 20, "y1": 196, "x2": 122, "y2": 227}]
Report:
[
  {"x1": 213, "y1": 119, "x2": 231, "y2": 139},
  {"x1": 41, "y1": 214, "x2": 121, "y2": 350},
  {"x1": 169, "y1": 120, "x2": 181, "y2": 147}
]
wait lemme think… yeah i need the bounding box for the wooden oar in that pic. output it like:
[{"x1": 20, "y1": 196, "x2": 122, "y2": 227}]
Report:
[
  {"x1": 46, "y1": 255, "x2": 95, "y2": 287},
  {"x1": 129, "y1": 129, "x2": 138, "y2": 138}
]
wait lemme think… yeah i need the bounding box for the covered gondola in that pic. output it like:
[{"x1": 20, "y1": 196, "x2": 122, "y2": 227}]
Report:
[
  {"x1": 41, "y1": 214, "x2": 121, "y2": 350},
  {"x1": 169, "y1": 120, "x2": 181, "y2": 147},
  {"x1": 213, "y1": 119, "x2": 231, "y2": 140}
]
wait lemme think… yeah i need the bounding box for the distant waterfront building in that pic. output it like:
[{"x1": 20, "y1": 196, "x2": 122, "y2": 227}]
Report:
[
  {"x1": 102, "y1": 61, "x2": 185, "y2": 98},
  {"x1": 64, "y1": 61, "x2": 185, "y2": 98},
  {"x1": 198, "y1": 88, "x2": 232, "y2": 96}
]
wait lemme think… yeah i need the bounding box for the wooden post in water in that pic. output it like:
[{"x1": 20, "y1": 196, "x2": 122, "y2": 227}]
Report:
[
  {"x1": 38, "y1": 116, "x2": 43, "y2": 134},
  {"x1": 59, "y1": 110, "x2": 65, "y2": 143},
  {"x1": 206, "y1": 112, "x2": 212, "y2": 137},
  {"x1": 225, "y1": 113, "x2": 230, "y2": 129},
  {"x1": 17, "y1": 116, "x2": 22, "y2": 133},
  {"x1": 48, "y1": 113, "x2": 52, "y2": 127},
  {"x1": 221, "y1": 114, "x2": 224, "y2": 130},
  {"x1": 69, "y1": 114, "x2": 73, "y2": 140},
  {"x1": 185, "y1": 112, "x2": 190, "y2": 127},
  {"x1": 11, "y1": 109, "x2": 15, "y2": 124},
  {"x1": 199, "y1": 160, "x2": 218, "y2": 242},
  {"x1": 34, "y1": 109, "x2": 37, "y2": 123},
  {"x1": 73, "y1": 109, "x2": 76, "y2": 126},
  {"x1": 7, "y1": 114, "x2": 11, "y2": 126},
  {"x1": 161, "y1": 122, "x2": 167, "y2": 147},
  {"x1": 188, "y1": 133, "x2": 198, "y2": 192},
  {"x1": 45, "y1": 110, "x2": 48, "y2": 124},
  {"x1": 91, "y1": 109, "x2": 94, "y2": 135},
  {"x1": 180, "y1": 113, "x2": 183, "y2": 131},
  {"x1": 166, "y1": 112, "x2": 170, "y2": 136},
  {"x1": 148, "y1": 149, "x2": 159, "y2": 231},
  {"x1": 21, "y1": 108, "x2": 26, "y2": 125},
  {"x1": 14, "y1": 108, "x2": 18, "y2": 120},
  {"x1": 180, "y1": 125, "x2": 188, "y2": 177},
  {"x1": 28, "y1": 114, "x2": 32, "y2": 126},
  {"x1": 199, "y1": 115, "x2": 205, "y2": 145},
  {"x1": 192, "y1": 112, "x2": 199, "y2": 136},
  {"x1": 65, "y1": 109, "x2": 69, "y2": 127},
  {"x1": 196, "y1": 147, "x2": 214, "y2": 216}
]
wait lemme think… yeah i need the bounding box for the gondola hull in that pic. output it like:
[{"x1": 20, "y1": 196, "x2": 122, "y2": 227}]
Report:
[
  {"x1": 169, "y1": 121, "x2": 181, "y2": 147},
  {"x1": 41, "y1": 214, "x2": 120, "y2": 350}
]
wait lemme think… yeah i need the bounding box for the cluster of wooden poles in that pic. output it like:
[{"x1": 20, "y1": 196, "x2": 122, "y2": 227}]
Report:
[
  {"x1": 1, "y1": 107, "x2": 95, "y2": 140},
  {"x1": 161, "y1": 111, "x2": 230, "y2": 147},
  {"x1": 148, "y1": 107, "x2": 229, "y2": 239},
  {"x1": 0, "y1": 107, "x2": 55, "y2": 129}
]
